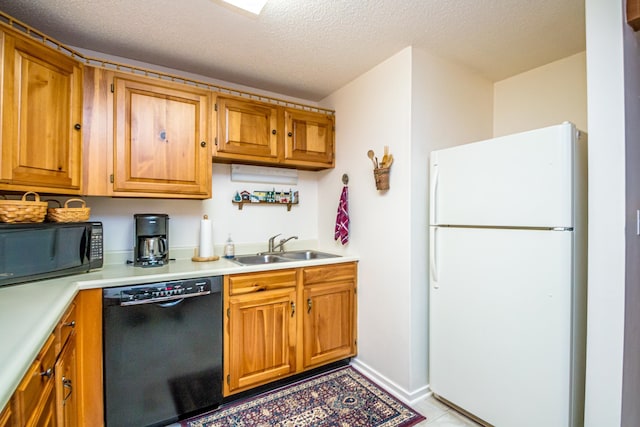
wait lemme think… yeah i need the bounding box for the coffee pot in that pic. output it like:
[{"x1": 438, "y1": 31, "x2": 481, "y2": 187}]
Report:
[{"x1": 134, "y1": 214, "x2": 169, "y2": 267}]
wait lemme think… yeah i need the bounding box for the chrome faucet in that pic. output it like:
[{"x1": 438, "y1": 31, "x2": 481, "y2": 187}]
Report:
[{"x1": 267, "y1": 233, "x2": 298, "y2": 252}]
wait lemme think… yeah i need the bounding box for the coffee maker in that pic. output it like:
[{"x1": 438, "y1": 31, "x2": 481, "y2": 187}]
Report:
[{"x1": 134, "y1": 214, "x2": 169, "y2": 267}]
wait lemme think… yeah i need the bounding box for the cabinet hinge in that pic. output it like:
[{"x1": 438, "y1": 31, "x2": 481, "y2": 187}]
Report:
[
  {"x1": 109, "y1": 174, "x2": 114, "y2": 183},
  {"x1": 110, "y1": 83, "x2": 114, "y2": 93},
  {"x1": 226, "y1": 374, "x2": 230, "y2": 385},
  {"x1": 215, "y1": 137, "x2": 218, "y2": 146},
  {"x1": 227, "y1": 307, "x2": 230, "y2": 318},
  {"x1": 214, "y1": 103, "x2": 218, "y2": 112}
]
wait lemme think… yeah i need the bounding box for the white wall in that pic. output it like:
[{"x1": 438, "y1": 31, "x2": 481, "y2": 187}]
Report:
[
  {"x1": 584, "y1": 0, "x2": 627, "y2": 425},
  {"x1": 319, "y1": 46, "x2": 492, "y2": 400},
  {"x1": 83, "y1": 164, "x2": 319, "y2": 256},
  {"x1": 622, "y1": 3, "x2": 640, "y2": 423},
  {"x1": 493, "y1": 52, "x2": 587, "y2": 137}
]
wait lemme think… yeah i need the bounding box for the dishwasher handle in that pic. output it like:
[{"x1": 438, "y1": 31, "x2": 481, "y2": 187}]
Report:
[{"x1": 120, "y1": 289, "x2": 211, "y2": 306}]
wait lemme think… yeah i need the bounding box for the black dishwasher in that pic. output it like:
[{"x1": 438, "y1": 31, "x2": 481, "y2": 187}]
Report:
[{"x1": 103, "y1": 276, "x2": 222, "y2": 427}]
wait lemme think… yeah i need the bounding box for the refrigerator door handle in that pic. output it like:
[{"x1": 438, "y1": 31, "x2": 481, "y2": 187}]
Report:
[
  {"x1": 430, "y1": 227, "x2": 439, "y2": 287},
  {"x1": 429, "y1": 162, "x2": 439, "y2": 225}
]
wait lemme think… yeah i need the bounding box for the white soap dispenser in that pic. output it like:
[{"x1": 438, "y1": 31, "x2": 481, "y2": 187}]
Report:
[{"x1": 224, "y1": 234, "x2": 235, "y2": 259}]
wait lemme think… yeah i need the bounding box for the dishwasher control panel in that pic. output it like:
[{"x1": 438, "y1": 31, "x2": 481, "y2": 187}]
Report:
[{"x1": 105, "y1": 277, "x2": 214, "y2": 306}]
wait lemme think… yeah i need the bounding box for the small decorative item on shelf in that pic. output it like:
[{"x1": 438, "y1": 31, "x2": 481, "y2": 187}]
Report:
[
  {"x1": 46, "y1": 198, "x2": 91, "y2": 222},
  {"x1": 0, "y1": 192, "x2": 48, "y2": 223},
  {"x1": 232, "y1": 189, "x2": 299, "y2": 211},
  {"x1": 368, "y1": 146, "x2": 393, "y2": 191}
]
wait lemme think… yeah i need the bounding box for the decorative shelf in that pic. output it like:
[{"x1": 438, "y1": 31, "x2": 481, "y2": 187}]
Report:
[{"x1": 232, "y1": 200, "x2": 298, "y2": 211}]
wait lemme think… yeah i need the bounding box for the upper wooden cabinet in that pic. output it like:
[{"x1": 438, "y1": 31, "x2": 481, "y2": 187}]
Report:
[
  {"x1": 83, "y1": 67, "x2": 212, "y2": 198},
  {"x1": 283, "y1": 108, "x2": 334, "y2": 168},
  {"x1": 214, "y1": 94, "x2": 335, "y2": 170},
  {"x1": 113, "y1": 74, "x2": 211, "y2": 196},
  {"x1": 0, "y1": 27, "x2": 83, "y2": 194},
  {"x1": 215, "y1": 95, "x2": 279, "y2": 161}
]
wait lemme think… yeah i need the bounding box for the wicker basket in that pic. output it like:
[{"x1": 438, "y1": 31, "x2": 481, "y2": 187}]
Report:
[
  {"x1": 0, "y1": 192, "x2": 48, "y2": 223},
  {"x1": 47, "y1": 198, "x2": 91, "y2": 223}
]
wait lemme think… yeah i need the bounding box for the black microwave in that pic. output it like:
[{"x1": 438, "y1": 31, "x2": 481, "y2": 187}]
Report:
[{"x1": 0, "y1": 221, "x2": 103, "y2": 287}]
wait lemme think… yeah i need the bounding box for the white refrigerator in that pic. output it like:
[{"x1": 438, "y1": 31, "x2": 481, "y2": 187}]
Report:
[{"x1": 428, "y1": 122, "x2": 587, "y2": 427}]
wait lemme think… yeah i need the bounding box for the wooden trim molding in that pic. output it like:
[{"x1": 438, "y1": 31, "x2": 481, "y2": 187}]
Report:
[{"x1": 628, "y1": 0, "x2": 640, "y2": 31}]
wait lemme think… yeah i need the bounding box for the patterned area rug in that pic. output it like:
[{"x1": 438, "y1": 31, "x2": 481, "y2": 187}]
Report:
[{"x1": 182, "y1": 366, "x2": 425, "y2": 427}]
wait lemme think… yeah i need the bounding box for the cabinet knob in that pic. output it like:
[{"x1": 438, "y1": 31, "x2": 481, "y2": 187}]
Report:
[
  {"x1": 64, "y1": 320, "x2": 76, "y2": 328},
  {"x1": 288, "y1": 132, "x2": 293, "y2": 137},
  {"x1": 74, "y1": 123, "x2": 81, "y2": 130},
  {"x1": 200, "y1": 141, "x2": 207, "y2": 147},
  {"x1": 40, "y1": 368, "x2": 53, "y2": 378},
  {"x1": 272, "y1": 129, "x2": 277, "y2": 135}
]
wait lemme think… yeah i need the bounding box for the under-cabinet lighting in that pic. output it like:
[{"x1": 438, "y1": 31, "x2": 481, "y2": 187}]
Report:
[
  {"x1": 230, "y1": 164, "x2": 299, "y2": 185},
  {"x1": 221, "y1": 0, "x2": 268, "y2": 15}
]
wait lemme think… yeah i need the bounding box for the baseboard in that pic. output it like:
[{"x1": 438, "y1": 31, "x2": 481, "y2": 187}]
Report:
[{"x1": 349, "y1": 358, "x2": 431, "y2": 406}]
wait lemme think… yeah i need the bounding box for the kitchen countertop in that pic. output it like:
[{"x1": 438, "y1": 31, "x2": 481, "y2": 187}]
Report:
[{"x1": 0, "y1": 253, "x2": 358, "y2": 413}]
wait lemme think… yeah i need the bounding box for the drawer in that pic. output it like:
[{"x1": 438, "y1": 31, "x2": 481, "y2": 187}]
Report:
[
  {"x1": 302, "y1": 262, "x2": 356, "y2": 285},
  {"x1": 228, "y1": 269, "x2": 297, "y2": 295},
  {"x1": 13, "y1": 334, "x2": 56, "y2": 422},
  {"x1": 55, "y1": 302, "x2": 76, "y2": 354}
]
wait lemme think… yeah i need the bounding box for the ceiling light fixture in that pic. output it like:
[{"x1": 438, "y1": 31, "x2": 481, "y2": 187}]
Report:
[{"x1": 221, "y1": 0, "x2": 268, "y2": 15}]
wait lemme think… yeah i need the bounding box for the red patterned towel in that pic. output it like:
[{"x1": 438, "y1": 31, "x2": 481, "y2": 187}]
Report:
[{"x1": 334, "y1": 185, "x2": 349, "y2": 244}]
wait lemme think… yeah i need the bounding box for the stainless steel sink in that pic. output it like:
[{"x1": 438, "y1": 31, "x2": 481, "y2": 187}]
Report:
[
  {"x1": 280, "y1": 250, "x2": 340, "y2": 260},
  {"x1": 231, "y1": 250, "x2": 340, "y2": 265},
  {"x1": 231, "y1": 254, "x2": 289, "y2": 265}
]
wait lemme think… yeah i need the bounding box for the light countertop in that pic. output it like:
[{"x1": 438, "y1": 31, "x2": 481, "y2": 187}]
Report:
[{"x1": 0, "y1": 253, "x2": 358, "y2": 412}]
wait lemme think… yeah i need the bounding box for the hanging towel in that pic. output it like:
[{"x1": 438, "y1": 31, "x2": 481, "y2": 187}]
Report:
[{"x1": 334, "y1": 185, "x2": 349, "y2": 244}]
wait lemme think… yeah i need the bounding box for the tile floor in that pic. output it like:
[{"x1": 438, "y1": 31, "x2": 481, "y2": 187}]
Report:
[{"x1": 411, "y1": 395, "x2": 483, "y2": 426}]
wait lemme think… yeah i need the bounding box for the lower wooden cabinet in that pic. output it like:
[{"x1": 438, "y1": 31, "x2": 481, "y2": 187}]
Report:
[
  {"x1": 303, "y1": 281, "x2": 356, "y2": 369},
  {"x1": 55, "y1": 333, "x2": 77, "y2": 427},
  {"x1": 8, "y1": 300, "x2": 79, "y2": 427},
  {"x1": 224, "y1": 262, "x2": 357, "y2": 396},
  {"x1": 0, "y1": 404, "x2": 13, "y2": 427},
  {"x1": 226, "y1": 287, "x2": 297, "y2": 393}
]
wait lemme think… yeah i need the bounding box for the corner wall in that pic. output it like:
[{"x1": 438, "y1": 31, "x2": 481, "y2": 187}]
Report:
[
  {"x1": 493, "y1": 52, "x2": 587, "y2": 136},
  {"x1": 319, "y1": 46, "x2": 493, "y2": 400},
  {"x1": 584, "y1": 0, "x2": 627, "y2": 425}
]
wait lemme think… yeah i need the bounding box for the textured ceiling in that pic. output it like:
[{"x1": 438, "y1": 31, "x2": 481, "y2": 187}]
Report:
[{"x1": 0, "y1": 0, "x2": 585, "y2": 101}]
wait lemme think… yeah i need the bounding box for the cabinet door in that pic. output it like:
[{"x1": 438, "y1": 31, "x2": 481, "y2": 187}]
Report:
[
  {"x1": 303, "y1": 281, "x2": 356, "y2": 368},
  {"x1": 113, "y1": 75, "x2": 211, "y2": 196},
  {"x1": 0, "y1": 30, "x2": 83, "y2": 192},
  {"x1": 215, "y1": 96, "x2": 279, "y2": 162},
  {"x1": 283, "y1": 109, "x2": 334, "y2": 169},
  {"x1": 226, "y1": 288, "x2": 296, "y2": 394},
  {"x1": 55, "y1": 333, "x2": 77, "y2": 427},
  {"x1": 0, "y1": 404, "x2": 13, "y2": 427},
  {"x1": 30, "y1": 385, "x2": 56, "y2": 427}
]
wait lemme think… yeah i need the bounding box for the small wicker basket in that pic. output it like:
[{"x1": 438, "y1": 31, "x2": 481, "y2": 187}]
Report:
[
  {"x1": 47, "y1": 198, "x2": 91, "y2": 223},
  {"x1": 0, "y1": 192, "x2": 48, "y2": 223}
]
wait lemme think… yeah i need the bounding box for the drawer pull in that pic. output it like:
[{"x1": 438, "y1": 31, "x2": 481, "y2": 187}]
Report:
[{"x1": 40, "y1": 368, "x2": 53, "y2": 378}]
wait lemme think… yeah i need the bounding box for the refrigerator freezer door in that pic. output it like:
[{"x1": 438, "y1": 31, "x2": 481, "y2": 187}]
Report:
[
  {"x1": 429, "y1": 226, "x2": 575, "y2": 427},
  {"x1": 430, "y1": 122, "x2": 577, "y2": 228}
]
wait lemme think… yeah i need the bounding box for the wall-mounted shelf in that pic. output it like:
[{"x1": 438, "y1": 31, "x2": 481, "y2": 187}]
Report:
[{"x1": 232, "y1": 200, "x2": 298, "y2": 211}]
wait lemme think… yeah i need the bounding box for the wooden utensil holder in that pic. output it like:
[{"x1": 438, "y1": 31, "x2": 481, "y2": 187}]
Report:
[{"x1": 373, "y1": 168, "x2": 390, "y2": 191}]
